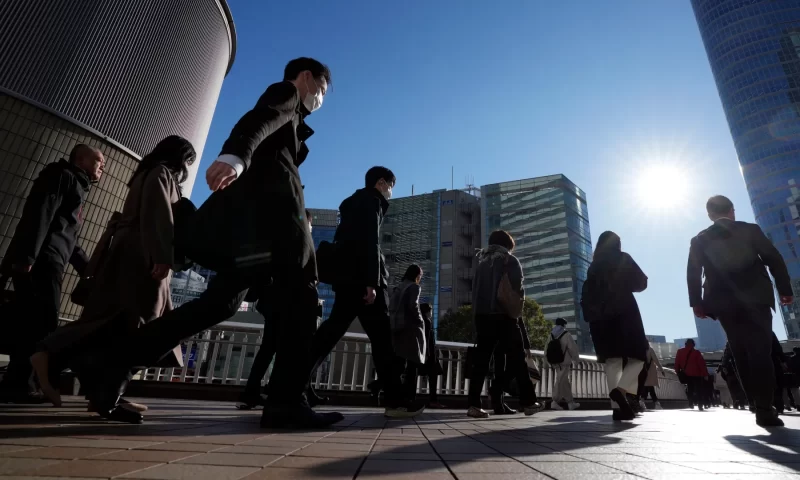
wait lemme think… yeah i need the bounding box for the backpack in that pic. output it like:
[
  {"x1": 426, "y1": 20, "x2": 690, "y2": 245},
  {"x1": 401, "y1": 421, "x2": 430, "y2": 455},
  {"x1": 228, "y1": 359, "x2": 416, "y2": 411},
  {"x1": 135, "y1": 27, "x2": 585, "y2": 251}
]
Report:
[{"x1": 546, "y1": 331, "x2": 567, "y2": 364}]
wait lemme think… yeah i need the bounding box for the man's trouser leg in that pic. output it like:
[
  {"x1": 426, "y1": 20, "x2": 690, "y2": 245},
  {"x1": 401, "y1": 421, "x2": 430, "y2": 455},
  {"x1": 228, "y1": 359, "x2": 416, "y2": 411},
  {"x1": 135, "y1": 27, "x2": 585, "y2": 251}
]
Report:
[
  {"x1": 719, "y1": 305, "x2": 774, "y2": 409},
  {"x1": 500, "y1": 320, "x2": 536, "y2": 407},
  {"x1": 86, "y1": 270, "x2": 251, "y2": 409},
  {"x1": 468, "y1": 316, "x2": 499, "y2": 407},
  {"x1": 245, "y1": 302, "x2": 277, "y2": 397},
  {"x1": 307, "y1": 290, "x2": 358, "y2": 387},
  {"x1": 265, "y1": 273, "x2": 318, "y2": 407},
  {"x1": 554, "y1": 364, "x2": 574, "y2": 403},
  {"x1": 2, "y1": 263, "x2": 62, "y2": 393},
  {"x1": 358, "y1": 288, "x2": 404, "y2": 407}
]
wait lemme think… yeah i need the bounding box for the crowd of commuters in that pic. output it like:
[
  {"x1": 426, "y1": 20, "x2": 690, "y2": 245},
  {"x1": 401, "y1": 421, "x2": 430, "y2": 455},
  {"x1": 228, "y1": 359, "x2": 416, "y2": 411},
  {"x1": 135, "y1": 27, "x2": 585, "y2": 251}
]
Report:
[{"x1": 0, "y1": 56, "x2": 796, "y2": 430}]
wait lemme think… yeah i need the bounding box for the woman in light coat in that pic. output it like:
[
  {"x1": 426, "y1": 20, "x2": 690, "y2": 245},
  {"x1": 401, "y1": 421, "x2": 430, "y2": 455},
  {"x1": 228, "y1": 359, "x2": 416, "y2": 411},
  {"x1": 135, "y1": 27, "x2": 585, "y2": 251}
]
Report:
[{"x1": 637, "y1": 346, "x2": 665, "y2": 410}]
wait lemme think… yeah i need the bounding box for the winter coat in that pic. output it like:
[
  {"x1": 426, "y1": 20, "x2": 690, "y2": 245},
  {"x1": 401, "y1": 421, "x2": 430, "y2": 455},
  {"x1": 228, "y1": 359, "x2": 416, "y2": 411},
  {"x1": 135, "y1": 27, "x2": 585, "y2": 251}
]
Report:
[
  {"x1": 183, "y1": 81, "x2": 317, "y2": 287},
  {"x1": 582, "y1": 251, "x2": 648, "y2": 363},
  {"x1": 333, "y1": 188, "x2": 389, "y2": 292},
  {"x1": 676, "y1": 346, "x2": 708, "y2": 378},
  {"x1": 40, "y1": 166, "x2": 180, "y2": 363},
  {"x1": 472, "y1": 245, "x2": 524, "y2": 317},
  {"x1": 2, "y1": 159, "x2": 90, "y2": 272},
  {"x1": 421, "y1": 308, "x2": 443, "y2": 376},
  {"x1": 551, "y1": 325, "x2": 579, "y2": 365},
  {"x1": 644, "y1": 346, "x2": 664, "y2": 387},
  {"x1": 389, "y1": 280, "x2": 426, "y2": 365}
]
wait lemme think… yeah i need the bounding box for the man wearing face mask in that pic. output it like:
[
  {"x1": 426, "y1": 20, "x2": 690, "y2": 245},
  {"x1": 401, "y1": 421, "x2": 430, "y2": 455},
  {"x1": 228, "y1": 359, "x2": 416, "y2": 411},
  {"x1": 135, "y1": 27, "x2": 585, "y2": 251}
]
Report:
[
  {"x1": 78, "y1": 58, "x2": 343, "y2": 428},
  {"x1": 305, "y1": 167, "x2": 424, "y2": 418}
]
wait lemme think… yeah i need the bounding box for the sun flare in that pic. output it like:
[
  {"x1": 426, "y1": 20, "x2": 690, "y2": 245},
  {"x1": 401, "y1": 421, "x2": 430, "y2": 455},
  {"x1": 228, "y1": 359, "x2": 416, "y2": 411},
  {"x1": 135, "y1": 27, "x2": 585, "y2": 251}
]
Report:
[{"x1": 634, "y1": 163, "x2": 691, "y2": 212}]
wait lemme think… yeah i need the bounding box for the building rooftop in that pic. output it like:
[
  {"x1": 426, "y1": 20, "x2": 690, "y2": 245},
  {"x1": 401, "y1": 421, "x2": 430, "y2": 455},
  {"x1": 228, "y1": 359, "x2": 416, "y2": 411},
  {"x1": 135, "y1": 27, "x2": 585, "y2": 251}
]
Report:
[{"x1": 1, "y1": 397, "x2": 799, "y2": 479}]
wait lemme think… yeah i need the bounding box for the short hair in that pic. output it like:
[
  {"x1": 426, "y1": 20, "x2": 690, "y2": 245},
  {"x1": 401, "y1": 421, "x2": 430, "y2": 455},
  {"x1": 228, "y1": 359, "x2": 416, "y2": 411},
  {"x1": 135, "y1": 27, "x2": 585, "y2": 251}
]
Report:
[
  {"x1": 706, "y1": 195, "x2": 734, "y2": 216},
  {"x1": 555, "y1": 318, "x2": 567, "y2": 326},
  {"x1": 365, "y1": 166, "x2": 396, "y2": 188},
  {"x1": 686, "y1": 338, "x2": 696, "y2": 346},
  {"x1": 69, "y1": 144, "x2": 97, "y2": 164},
  {"x1": 402, "y1": 264, "x2": 422, "y2": 282},
  {"x1": 488, "y1": 230, "x2": 515, "y2": 251},
  {"x1": 420, "y1": 303, "x2": 432, "y2": 315},
  {"x1": 284, "y1": 57, "x2": 331, "y2": 86}
]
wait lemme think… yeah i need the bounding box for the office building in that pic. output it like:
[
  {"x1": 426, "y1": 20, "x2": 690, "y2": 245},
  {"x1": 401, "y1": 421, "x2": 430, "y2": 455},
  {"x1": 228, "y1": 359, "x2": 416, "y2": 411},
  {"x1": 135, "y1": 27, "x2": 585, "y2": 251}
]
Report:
[
  {"x1": 645, "y1": 334, "x2": 667, "y2": 344},
  {"x1": 481, "y1": 175, "x2": 593, "y2": 352},
  {"x1": 379, "y1": 189, "x2": 480, "y2": 333},
  {"x1": 309, "y1": 208, "x2": 339, "y2": 321},
  {"x1": 649, "y1": 341, "x2": 679, "y2": 361},
  {"x1": 695, "y1": 315, "x2": 728, "y2": 352},
  {"x1": 692, "y1": 0, "x2": 800, "y2": 338},
  {"x1": 0, "y1": 0, "x2": 235, "y2": 320}
]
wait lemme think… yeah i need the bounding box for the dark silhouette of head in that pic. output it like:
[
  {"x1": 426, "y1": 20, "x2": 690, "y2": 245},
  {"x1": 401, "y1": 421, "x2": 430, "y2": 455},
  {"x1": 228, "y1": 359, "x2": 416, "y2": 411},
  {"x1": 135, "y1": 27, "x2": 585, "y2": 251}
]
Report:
[
  {"x1": 706, "y1": 195, "x2": 735, "y2": 222},
  {"x1": 130, "y1": 136, "x2": 196, "y2": 189},
  {"x1": 488, "y1": 230, "x2": 515, "y2": 252},
  {"x1": 403, "y1": 264, "x2": 423, "y2": 284},
  {"x1": 555, "y1": 318, "x2": 567, "y2": 327}
]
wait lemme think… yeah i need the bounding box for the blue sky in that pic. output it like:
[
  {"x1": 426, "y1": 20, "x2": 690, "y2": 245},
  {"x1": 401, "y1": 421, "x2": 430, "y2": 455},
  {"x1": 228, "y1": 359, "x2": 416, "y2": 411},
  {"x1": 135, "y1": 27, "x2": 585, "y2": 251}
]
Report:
[{"x1": 193, "y1": 0, "x2": 786, "y2": 341}]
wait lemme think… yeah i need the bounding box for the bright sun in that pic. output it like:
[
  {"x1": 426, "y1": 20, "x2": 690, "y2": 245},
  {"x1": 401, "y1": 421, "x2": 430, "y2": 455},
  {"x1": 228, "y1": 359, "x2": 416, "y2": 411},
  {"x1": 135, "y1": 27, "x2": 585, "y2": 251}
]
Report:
[{"x1": 634, "y1": 163, "x2": 690, "y2": 213}]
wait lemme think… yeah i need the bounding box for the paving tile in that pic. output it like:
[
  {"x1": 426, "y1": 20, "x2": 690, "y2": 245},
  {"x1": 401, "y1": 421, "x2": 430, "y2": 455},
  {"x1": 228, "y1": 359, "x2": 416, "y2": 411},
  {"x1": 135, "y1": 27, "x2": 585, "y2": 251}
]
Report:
[
  {"x1": 291, "y1": 445, "x2": 368, "y2": 459},
  {"x1": 19, "y1": 459, "x2": 161, "y2": 478},
  {"x1": 596, "y1": 461, "x2": 706, "y2": 475},
  {"x1": 431, "y1": 443, "x2": 497, "y2": 454},
  {"x1": 357, "y1": 475, "x2": 456, "y2": 480},
  {"x1": 240, "y1": 468, "x2": 354, "y2": 479},
  {"x1": 94, "y1": 449, "x2": 200, "y2": 463},
  {"x1": 177, "y1": 452, "x2": 282, "y2": 467},
  {"x1": 446, "y1": 460, "x2": 537, "y2": 473},
  {"x1": 512, "y1": 453, "x2": 585, "y2": 462},
  {"x1": 136, "y1": 443, "x2": 225, "y2": 453},
  {"x1": 0, "y1": 446, "x2": 121, "y2": 460},
  {"x1": 215, "y1": 445, "x2": 303, "y2": 455},
  {"x1": 740, "y1": 461, "x2": 800, "y2": 473},
  {"x1": 0, "y1": 458, "x2": 64, "y2": 475},
  {"x1": 0, "y1": 477, "x2": 100, "y2": 480},
  {"x1": 439, "y1": 453, "x2": 514, "y2": 462},
  {"x1": 269, "y1": 455, "x2": 362, "y2": 472},
  {"x1": 372, "y1": 443, "x2": 435, "y2": 453},
  {"x1": 525, "y1": 461, "x2": 624, "y2": 476},
  {"x1": 369, "y1": 451, "x2": 441, "y2": 461},
  {"x1": 0, "y1": 445, "x2": 39, "y2": 454},
  {"x1": 119, "y1": 463, "x2": 259, "y2": 480},
  {"x1": 360, "y1": 459, "x2": 449, "y2": 473},
  {"x1": 671, "y1": 461, "x2": 783, "y2": 474},
  {"x1": 454, "y1": 474, "x2": 551, "y2": 480}
]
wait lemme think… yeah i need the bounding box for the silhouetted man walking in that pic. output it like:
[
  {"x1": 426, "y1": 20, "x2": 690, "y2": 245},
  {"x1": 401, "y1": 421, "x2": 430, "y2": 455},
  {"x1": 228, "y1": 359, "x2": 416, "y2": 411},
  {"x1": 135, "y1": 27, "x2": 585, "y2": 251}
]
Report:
[
  {"x1": 81, "y1": 58, "x2": 342, "y2": 428},
  {"x1": 0, "y1": 145, "x2": 104, "y2": 403},
  {"x1": 307, "y1": 167, "x2": 424, "y2": 418},
  {"x1": 687, "y1": 195, "x2": 792, "y2": 427}
]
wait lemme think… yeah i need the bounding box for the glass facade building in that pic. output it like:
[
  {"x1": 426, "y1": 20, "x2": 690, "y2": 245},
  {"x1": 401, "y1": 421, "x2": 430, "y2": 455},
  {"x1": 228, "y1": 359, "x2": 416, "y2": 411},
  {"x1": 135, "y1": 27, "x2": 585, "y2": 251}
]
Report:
[
  {"x1": 692, "y1": 0, "x2": 800, "y2": 338},
  {"x1": 695, "y1": 315, "x2": 728, "y2": 352},
  {"x1": 308, "y1": 208, "x2": 339, "y2": 322},
  {"x1": 480, "y1": 175, "x2": 594, "y2": 353}
]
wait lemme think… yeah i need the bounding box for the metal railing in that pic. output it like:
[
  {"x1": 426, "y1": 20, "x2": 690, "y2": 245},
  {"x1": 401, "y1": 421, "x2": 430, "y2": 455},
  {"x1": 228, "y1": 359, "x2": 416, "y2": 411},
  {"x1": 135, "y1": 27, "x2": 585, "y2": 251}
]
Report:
[{"x1": 134, "y1": 327, "x2": 688, "y2": 401}]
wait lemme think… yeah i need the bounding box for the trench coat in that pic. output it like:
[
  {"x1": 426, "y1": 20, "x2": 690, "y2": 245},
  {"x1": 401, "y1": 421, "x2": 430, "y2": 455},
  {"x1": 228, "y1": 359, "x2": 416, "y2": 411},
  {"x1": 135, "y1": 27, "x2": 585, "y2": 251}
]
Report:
[{"x1": 41, "y1": 166, "x2": 180, "y2": 365}]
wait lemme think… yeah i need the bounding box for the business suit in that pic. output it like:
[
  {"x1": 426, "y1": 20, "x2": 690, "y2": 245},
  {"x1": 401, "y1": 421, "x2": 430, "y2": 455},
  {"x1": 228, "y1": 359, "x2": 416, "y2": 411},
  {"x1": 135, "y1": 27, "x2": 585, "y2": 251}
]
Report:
[
  {"x1": 687, "y1": 218, "x2": 792, "y2": 409},
  {"x1": 84, "y1": 82, "x2": 328, "y2": 425}
]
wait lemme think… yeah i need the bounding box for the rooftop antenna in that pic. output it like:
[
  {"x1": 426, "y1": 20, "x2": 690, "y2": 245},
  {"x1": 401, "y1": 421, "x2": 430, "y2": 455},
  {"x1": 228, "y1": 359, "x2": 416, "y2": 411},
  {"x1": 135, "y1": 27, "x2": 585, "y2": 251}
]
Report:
[
  {"x1": 451, "y1": 166, "x2": 454, "y2": 191},
  {"x1": 411, "y1": 184, "x2": 414, "y2": 196}
]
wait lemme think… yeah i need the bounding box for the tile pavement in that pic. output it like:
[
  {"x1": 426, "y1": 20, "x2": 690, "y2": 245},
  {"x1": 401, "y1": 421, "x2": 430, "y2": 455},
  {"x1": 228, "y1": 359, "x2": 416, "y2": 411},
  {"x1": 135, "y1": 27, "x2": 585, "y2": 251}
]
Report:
[{"x1": 1, "y1": 396, "x2": 800, "y2": 479}]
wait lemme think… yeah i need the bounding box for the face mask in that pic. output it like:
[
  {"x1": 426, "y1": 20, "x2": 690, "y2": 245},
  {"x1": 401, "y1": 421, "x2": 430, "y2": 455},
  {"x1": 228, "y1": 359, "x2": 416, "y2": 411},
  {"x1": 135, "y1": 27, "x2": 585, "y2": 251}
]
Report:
[
  {"x1": 381, "y1": 186, "x2": 393, "y2": 200},
  {"x1": 303, "y1": 77, "x2": 323, "y2": 113}
]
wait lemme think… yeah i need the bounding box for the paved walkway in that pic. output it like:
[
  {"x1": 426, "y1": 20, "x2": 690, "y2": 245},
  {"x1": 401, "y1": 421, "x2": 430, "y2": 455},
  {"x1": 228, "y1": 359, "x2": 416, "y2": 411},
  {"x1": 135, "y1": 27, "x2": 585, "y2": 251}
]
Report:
[{"x1": 1, "y1": 397, "x2": 799, "y2": 479}]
